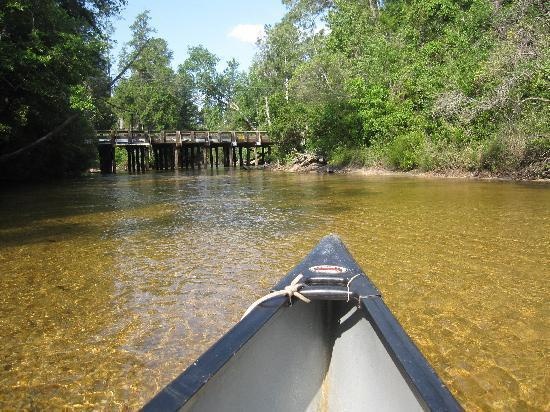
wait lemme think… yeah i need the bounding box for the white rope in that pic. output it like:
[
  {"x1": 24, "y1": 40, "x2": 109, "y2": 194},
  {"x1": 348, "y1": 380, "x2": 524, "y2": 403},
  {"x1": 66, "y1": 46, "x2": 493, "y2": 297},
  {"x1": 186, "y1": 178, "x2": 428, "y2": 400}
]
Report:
[
  {"x1": 346, "y1": 274, "x2": 361, "y2": 302},
  {"x1": 241, "y1": 274, "x2": 311, "y2": 319}
]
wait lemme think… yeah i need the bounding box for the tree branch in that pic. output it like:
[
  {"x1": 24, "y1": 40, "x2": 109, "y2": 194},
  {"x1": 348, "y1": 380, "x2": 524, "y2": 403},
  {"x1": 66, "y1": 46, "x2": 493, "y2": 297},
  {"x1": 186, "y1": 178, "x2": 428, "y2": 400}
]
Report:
[
  {"x1": 520, "y1": 97, "x2": 550, "y2": 104},
  {"x1": 0, "y1": 114, "x2": 79, "y2": 163},
  {"x1": 110, "y1": 39, "x2": 151, "y2": 86},
  {"x1": 229, "y1": 101, "x2": 255, "y2": 130}
]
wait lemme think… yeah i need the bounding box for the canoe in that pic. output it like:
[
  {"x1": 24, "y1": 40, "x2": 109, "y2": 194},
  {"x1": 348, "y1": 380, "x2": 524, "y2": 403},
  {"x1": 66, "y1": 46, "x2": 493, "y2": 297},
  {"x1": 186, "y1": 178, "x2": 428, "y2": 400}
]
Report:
[{"x1": 143, "y1": 235, "x2": 462, "y2": 411}]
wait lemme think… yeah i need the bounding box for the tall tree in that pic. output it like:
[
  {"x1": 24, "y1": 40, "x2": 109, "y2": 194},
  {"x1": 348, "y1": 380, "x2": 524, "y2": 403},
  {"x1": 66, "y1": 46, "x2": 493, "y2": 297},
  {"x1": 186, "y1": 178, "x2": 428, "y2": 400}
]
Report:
[
  {"x1": 178, "y1": 46, "x2": 246, "y2": 129},
  {"x1": 112, "y1": 11, "x2": 180, "y2": 130}
]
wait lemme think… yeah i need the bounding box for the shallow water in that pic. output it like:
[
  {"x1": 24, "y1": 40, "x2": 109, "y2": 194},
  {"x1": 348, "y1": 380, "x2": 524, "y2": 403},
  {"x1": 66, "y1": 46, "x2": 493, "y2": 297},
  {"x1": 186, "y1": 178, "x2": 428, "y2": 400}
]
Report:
[{"x1": 0, "y1": 170, "x2": 548, "y2": 410}]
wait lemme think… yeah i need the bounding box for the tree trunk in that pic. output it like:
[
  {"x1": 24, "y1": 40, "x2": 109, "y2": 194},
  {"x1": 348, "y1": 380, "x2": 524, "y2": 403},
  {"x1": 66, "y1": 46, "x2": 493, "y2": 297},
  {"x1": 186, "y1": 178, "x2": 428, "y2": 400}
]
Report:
[{"x1": 264, "y1": 96, "x2": 272, "y2": 127}]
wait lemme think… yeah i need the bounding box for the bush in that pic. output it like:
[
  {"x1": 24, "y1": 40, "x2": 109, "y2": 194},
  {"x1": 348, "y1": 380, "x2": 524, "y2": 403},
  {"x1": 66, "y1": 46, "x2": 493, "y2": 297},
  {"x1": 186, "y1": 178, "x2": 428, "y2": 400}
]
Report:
[
  {"x1": 523, "y1": 136, "x2": 550, "y2": 166},
  {"x1": 328, "y1": 146, "x2": 379, "y2": 168},
  {"x1": 384, "y1": 131, "x2": 426, "y2": 170}
]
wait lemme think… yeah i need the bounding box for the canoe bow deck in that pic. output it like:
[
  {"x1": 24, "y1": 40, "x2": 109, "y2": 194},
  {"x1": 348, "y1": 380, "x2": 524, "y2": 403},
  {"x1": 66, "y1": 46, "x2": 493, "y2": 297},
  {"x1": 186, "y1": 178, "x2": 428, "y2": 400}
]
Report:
[{"x1": 143, "y1": 235, "x2": 462, "y2": 412}]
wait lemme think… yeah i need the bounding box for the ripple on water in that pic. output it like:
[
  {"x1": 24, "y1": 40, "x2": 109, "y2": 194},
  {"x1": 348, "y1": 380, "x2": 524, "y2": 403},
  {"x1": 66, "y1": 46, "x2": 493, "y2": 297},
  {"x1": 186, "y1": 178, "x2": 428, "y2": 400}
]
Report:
[{"x1": 0, "y1": 172, "x2": 548, "y2": 410}]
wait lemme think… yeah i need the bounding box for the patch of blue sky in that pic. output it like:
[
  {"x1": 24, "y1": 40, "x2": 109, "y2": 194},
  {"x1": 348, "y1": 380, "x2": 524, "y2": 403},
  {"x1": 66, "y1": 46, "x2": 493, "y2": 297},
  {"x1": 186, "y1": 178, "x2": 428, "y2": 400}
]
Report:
[{"x1": 110, "y1": 0, "x2": 287, "y2": 71}]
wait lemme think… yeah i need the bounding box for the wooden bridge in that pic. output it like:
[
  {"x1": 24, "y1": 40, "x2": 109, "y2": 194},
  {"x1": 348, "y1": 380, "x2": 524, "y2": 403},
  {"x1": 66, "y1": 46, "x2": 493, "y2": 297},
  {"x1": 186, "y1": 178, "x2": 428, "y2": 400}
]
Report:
[{"x1": 94, "y1": 130, "x2": 273, "y2": 173}]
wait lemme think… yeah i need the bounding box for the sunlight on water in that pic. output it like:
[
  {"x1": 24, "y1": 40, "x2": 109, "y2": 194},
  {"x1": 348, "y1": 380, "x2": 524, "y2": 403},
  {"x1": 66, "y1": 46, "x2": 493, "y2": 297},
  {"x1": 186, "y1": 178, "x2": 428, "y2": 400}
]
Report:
[{"x1": 0, "y1": 170, "x2": 548, "y2": 410}]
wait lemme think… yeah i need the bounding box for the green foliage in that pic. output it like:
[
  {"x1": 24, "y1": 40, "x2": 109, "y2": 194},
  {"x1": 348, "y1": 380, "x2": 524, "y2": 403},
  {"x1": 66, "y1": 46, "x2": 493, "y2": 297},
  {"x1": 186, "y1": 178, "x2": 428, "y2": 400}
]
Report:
[
  {"x1": 523, "y1": 137, "x2": 550, "y2": 165},
  {"x1": 114, "y1": 147, "x2": 128, "y2": 167},
  {"x1": 241, "y1": 0, "x2": 548, "y2": 175},
  {"x1": 112, "y1": 16, "x2": 249, "y2": 132},
  {"x1": 0, "y1": 0, "x2": 126, "y2": 181},
  {"x1": 328, "y1": 146, "x2": 377, "y2": 168},
  {"x1": 2, "y1": 0, "x2": 547, "y2": 180},
  {"x1": 112, "y1": 11, "x2": 180, "y2": 130},
  {"x1": 385, "y1": 132, "x2": 426, "y2": 171}
]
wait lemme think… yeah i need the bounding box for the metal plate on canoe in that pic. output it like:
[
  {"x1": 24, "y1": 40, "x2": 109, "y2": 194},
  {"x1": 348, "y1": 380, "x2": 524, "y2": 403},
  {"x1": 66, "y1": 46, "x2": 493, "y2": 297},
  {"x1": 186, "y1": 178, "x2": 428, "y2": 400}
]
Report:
[{"x1": 309, "y1": 265, "x2": 348, "y2": 274}]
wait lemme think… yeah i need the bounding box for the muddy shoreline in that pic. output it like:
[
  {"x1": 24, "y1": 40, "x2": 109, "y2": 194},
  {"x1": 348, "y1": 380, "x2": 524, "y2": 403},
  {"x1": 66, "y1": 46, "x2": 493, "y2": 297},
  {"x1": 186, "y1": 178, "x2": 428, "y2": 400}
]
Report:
[{"x1": 268, "y1": 162, "x2": 549, "y2": 182}]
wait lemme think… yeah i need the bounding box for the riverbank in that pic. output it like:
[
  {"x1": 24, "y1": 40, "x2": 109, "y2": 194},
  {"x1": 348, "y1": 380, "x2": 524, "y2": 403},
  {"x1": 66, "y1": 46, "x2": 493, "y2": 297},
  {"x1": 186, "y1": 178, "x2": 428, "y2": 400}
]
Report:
[{"x1": 269, "y1": 152, "x2": 549, "y2": 182}]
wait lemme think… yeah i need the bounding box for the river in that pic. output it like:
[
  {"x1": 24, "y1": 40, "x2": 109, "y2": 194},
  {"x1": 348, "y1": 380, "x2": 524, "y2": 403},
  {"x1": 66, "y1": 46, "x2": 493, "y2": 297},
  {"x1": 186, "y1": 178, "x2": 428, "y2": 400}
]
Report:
[{"x1": 0, "y1": 170, "x2": 548, "y2": 410}]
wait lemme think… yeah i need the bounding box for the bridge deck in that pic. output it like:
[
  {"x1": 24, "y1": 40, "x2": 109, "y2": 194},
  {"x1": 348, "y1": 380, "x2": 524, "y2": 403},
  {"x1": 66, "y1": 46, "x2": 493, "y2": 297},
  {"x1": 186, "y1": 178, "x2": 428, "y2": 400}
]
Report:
[
  {"x1": 94, "y1": 130, "x2": 273, "y2": 174},
  {"x1": 94, "y1": 130, "x2": 271, "y2": 147}
]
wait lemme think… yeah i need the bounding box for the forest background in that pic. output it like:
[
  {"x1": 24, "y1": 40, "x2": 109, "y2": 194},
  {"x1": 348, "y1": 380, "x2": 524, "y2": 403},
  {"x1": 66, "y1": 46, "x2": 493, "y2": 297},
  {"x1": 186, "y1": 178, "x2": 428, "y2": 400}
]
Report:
[{"x1": 0, "y1": 0, "x2": 548, "y2": 181}]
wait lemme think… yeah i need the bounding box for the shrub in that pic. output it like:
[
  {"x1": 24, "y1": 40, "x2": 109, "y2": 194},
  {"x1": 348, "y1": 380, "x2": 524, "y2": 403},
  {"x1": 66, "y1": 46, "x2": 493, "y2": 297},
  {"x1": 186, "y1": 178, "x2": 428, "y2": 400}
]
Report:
[
  {"x1": 328, "y1": 146, "x2": 379, "y2": 168},
  {"x1": 384, "y1": 131, "x2": 426, "y2": 170}
]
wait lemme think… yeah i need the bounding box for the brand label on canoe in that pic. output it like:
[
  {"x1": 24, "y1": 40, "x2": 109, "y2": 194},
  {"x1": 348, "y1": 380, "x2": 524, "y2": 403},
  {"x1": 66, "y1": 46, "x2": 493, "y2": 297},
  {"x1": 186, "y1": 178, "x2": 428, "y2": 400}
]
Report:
[{"x1": 309, "y1": 265, "x2": 348, "y2": 274}]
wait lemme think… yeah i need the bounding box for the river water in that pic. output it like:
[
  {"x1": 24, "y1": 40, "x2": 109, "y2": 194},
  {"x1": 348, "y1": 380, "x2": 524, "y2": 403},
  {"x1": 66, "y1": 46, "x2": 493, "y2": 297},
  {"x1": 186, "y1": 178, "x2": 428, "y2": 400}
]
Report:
[{"x1": 0, "y1": 170, "x2": 548, "y2": 410}]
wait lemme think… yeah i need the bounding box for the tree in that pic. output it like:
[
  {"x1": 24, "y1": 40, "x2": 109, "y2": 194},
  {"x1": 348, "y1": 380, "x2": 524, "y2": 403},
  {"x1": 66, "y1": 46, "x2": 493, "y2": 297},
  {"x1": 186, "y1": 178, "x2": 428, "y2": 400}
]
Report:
[
  {"x1": 0, "y1": 0, "x2": 126, "y2": 180},
  {"x1": 178, "y1": 46, "x2": 247, "y2": 129},
  {"x1": 112, "y1": 11, "x2": 180, "y2": 130}
]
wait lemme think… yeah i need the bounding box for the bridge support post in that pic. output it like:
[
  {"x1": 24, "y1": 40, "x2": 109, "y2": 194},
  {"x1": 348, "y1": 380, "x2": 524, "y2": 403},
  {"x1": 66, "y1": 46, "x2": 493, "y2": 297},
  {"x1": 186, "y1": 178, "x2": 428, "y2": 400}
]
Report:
[
  {"x1": 210, "y1": 146, "x2": 214, "y2": 168},
  {"x1": 98, "y1": 144, "x2": 115, "y2": 174},
  {"x1": 126, "y1": 147, "x2": 131, "y2": 173},
  {"x1": 238, "y1": 147, "x2": 243, "y2": 167},
  {"x1": 134, "y1": 147, "x2": 139, "y2": 172},
  {"x1": 223, "y1": 146, "x2": 229, "y2": 167},
  {"x1": 112, "y1": 146, "x2": 116, "y2": 173},
  {"x1": 177, "y1": 147, "x2": 183, "y2": 169},
  {"x1": 246, "y1": 147, "x2": 251, "y2": 166},
  {"x1": 184, "y1": 147, "x2": 189, "y2": 169},
  {"x1": 156, "y1": 146, "x2": 162, "y2": 170},
  {"x1": 171, "y1": 145, "x2": 175, "y2": 170},
  {"x1": 136, "y1": 147, "x2": 140, "y2": 172},
  {"x1": 140, "y1": 147, "x2": 146, "y2": 172},
  {"x1": 132, "y1": 147, "x2": 137, "y2": 173}
]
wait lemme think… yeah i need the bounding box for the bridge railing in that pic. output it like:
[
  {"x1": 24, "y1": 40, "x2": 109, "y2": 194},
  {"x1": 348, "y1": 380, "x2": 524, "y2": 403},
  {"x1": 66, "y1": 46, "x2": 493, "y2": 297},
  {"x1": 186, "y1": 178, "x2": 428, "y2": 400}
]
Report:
[
  {"x1": 93, "y1": 130, "x2": 270, "y2": 145},
  {"x1": 150, "y1": 131, "x2": 180, "y2": 144},
  {"x1": 95, "y1": 130, "x2": 151, "y2": 145}
]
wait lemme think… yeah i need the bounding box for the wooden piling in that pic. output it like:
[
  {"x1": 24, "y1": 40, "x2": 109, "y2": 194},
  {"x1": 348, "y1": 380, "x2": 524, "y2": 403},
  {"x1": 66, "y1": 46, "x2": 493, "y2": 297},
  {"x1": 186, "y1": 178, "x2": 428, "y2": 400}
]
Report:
[
  {"x1": 126, "y1": 147, "x2": 131, "y2": 173},
  {"x1": 223, "y1": 146, "x2": 229, "y2": 167},
  {"x1": 98, "y1": 145, "x2": 115, "y2": 174},
  {"x1": 177, "y1": 147, "x2": 183, "y2": 169},
  {"x1": 170, "y1": 145, "x2": 175, "y2": 170},
  {"x1": 143, "y1": 146, "x2": 147, "y2": 173},
  {"x1": 111, "y1": 146, "x2": 116, "y2": 173},
  {"x1": 134, "y1": 147, "x2": 139, "y2": 172},
  {"x1": 184, "y1": 146, "x2": 189, "y2": 169}
]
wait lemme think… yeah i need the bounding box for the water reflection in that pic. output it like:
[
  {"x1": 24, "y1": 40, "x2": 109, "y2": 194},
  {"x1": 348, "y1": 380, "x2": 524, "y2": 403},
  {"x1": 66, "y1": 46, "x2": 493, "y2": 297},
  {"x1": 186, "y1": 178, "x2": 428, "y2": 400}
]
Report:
[{"x1": 0, "y1": 171, "x2": 548, "y2": 410}]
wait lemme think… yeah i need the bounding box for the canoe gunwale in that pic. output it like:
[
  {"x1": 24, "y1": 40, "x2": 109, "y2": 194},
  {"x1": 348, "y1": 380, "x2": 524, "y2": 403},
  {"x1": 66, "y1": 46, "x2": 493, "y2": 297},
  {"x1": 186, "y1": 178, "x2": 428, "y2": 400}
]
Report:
[{"x1": 142, "y1": 235, "x2": 462, "y2": 411}]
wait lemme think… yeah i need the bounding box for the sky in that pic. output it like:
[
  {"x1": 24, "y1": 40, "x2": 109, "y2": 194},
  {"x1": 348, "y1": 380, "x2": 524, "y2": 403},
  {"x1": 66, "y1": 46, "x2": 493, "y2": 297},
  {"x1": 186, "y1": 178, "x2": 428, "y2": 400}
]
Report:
[{"x1": 110, "y1": 0, "x2": 288, "y2": 71}]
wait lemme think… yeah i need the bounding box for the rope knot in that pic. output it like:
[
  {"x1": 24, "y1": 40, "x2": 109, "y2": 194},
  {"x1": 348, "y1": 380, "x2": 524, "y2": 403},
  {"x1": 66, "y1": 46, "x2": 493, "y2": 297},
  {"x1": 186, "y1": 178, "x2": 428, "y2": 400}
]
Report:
[{"x1": 241, "y1": 274, "x2": 311, "y2": 319}]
